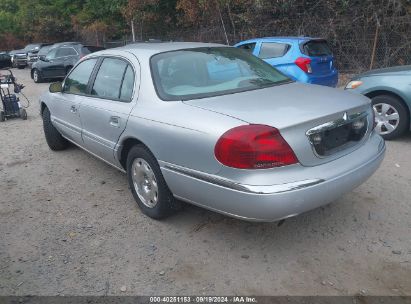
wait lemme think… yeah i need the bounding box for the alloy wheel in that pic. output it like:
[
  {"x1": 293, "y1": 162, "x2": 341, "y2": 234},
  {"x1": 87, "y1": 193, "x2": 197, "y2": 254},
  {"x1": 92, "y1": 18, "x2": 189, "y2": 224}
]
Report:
[
  {"x1": 373, "y1": 103, "x2": 400, "y2": 135},
  {"x1": 131, "y1": 158, "x2": 159, "y2": 208}
]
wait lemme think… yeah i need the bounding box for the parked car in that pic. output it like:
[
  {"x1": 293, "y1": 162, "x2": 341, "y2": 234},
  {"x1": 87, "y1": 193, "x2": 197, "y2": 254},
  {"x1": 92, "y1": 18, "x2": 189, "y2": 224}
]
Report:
[
  {"x1": 0, "y1": 51, "x2": 12, "y2": 69},
  {"x1": 27, "y1": 44, "x2": 54, "y2": 67},
  {"x1": 12, "y1": 43, "x2": 51, "y2": 69},
  {"x1": 39, "y1": 42, "x2": 384, "y2": 221},
  {"x1": 31, "y1": 43, "x2": 104, "y2": 83},
  {"x1": 345, "y1": 65, "x2": 411, "y2": 139},
  {"x1": 234, "y1": 37, "x2": 338, "y2": 87}
]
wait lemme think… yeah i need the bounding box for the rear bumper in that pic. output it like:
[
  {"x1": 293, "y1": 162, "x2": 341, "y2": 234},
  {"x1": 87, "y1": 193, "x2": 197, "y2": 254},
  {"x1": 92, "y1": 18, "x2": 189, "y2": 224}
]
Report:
[
  {"x1": 306, "y1": 72, "x2": 338, "y2": 87},
  {"x1": 160, "y1": 133, "x2": 385, "y2": 222}
]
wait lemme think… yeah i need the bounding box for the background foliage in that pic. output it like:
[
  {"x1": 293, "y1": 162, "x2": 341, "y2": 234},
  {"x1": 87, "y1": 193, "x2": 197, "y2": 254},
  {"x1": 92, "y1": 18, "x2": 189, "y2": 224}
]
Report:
[{"x1": 0, "y1": 0, "x2": 410, "y2": 72}]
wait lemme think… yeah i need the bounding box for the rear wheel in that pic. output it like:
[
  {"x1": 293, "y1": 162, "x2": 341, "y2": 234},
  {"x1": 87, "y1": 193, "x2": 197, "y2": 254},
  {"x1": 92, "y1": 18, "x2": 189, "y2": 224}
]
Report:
[
  {"x1": 42, "y1": 107, "x2": 69, "y2": 150},
  {"x1": 33, "y1": 69, "x2": 43, "y2": 83},
  {"x1": 371, "y1": 95, "x2": 409, "y2": 140},
  {"x1": 126, "y1": 145, "x2": 181, "y2": 219}
]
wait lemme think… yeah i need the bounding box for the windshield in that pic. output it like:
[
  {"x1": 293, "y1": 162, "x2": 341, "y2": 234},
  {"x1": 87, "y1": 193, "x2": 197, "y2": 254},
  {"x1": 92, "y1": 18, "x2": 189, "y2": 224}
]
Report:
[
  {"x1": 38, "y1": 45, "x2": 53, "y2": 56},
  {"x1": 24, "y1": 44, "x2": 40, "y2": 51},
  {"x1": 150, "y1": 47, "x2": 291, "y2": 101}
]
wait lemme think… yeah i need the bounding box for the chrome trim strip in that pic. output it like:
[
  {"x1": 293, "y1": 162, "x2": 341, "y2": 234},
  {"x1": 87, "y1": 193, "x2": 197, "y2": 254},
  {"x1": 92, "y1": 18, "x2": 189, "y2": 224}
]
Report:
[
  {"x1": 306, "y1": 111, "x2": 370, "y2": 158},
  {"x1": 163, "y1": 164, "x2": 324, "y2": 195},
  {"x1": 306, "y1": 111, "x2": 368, "y2": 136}
]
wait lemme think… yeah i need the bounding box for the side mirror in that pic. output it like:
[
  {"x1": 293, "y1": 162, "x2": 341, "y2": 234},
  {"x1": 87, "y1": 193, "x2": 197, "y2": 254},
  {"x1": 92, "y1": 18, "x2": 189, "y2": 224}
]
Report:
[
  {"x1": 39, "y1": 56, "x2": 47, "y2": 61},
  {"x1": 49, "y1": 82, "x2": 62, "y2": 93}
]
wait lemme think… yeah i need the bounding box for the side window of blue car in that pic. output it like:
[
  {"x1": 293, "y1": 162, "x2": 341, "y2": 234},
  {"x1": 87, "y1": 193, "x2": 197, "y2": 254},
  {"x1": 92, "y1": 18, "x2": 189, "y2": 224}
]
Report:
[{"x1": 258, "y1": 42, "x2": 291, "y2": 59}]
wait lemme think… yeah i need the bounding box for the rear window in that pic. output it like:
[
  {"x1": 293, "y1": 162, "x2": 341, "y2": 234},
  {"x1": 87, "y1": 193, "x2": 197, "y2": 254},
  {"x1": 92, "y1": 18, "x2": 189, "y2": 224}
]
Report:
[
  {"x1": 258, "y1": 42, "x2": 290, "y2": 59},
  {"x1": 302, "y1": 40, "x2": 332, "y2": 56}
]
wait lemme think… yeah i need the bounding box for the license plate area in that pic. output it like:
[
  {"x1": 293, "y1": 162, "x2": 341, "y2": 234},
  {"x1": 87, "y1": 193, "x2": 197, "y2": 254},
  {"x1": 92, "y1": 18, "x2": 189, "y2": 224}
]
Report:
[{"x1": 307, "y1": 112, "x2": 369, "y2": 157}]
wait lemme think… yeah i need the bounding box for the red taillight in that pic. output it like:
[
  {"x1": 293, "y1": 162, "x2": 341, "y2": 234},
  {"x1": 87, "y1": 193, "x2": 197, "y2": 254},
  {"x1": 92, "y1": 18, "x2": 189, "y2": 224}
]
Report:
[
  {"x1": 214, "y1": 125, "x2": 298, "y2": 169},
  {"x1": 295, "y1": 57, "x2": 312, "y2": 74}
]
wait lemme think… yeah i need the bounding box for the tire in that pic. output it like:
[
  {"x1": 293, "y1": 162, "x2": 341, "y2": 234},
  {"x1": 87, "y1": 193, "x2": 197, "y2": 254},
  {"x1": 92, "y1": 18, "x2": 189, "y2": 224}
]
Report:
[
  {"x1": 20, "y1": 108, "x2": 27, "y2": 120},
  {"x1": 371, "y1": 95, "x2": 409, "y2": 140},
  {"x1": 42, "y1": 107, "x2": 69, "y2": 150},
  {"x1": 33, "y1": 69, "x2": 43, "y2": 83},
  {"x1": 0, "y1": 111, "x2": 5, "y2": 122},
  {"x1": 126, "y1": 145, "x2": 181, "y2": 219}
]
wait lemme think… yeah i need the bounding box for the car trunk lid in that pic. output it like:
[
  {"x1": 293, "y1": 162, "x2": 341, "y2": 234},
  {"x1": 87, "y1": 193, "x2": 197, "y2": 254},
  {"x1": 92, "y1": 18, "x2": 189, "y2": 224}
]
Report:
[{"x1": 183, "y1": 82, "x2": 372, "y2": 166}]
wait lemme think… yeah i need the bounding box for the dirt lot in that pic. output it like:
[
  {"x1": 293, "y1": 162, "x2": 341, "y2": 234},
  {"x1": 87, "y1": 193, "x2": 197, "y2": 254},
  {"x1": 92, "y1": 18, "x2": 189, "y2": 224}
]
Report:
[{"x1": 1, "y1": 69, "x2": 410, "y2": 296}]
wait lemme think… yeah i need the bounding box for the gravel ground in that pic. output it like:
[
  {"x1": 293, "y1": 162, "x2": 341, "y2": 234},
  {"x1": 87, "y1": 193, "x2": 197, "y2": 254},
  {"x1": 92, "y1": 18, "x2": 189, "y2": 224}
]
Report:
[{"x1": 0, "y1": 69, "x2": 410, "y2": 296}]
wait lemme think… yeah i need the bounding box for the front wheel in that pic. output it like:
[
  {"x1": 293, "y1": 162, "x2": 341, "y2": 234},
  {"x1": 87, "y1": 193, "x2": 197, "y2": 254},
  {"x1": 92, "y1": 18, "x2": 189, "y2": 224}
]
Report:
[
  {"x1": 33, "y1": 69, "x2": 43, "y2": 83},
  {"x1": 372, "y1": 95, "x2": 409, "y2": 140},
  {"x1": 0, "y1": 111, "x2": 5, "y2": 122},
  {"x1": 42, "y1": 107, "x2": 69, "y2": 150},
  {"x1": 126, "y1": 145, "x2": 181, "y2": 219}
]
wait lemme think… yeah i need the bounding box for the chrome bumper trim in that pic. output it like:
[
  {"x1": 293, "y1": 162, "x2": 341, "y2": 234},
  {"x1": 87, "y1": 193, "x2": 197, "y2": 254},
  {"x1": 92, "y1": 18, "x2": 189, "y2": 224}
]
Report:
[{"x1": 163, "y1": 164, "x2": 324, "y2": 195}]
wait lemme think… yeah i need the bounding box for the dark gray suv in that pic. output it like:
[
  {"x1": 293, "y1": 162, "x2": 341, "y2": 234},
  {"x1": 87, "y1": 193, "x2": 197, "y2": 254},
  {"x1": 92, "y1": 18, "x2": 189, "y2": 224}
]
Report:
[{"x1": 31, "y1": 43, "x2": 104, "y2": 83}]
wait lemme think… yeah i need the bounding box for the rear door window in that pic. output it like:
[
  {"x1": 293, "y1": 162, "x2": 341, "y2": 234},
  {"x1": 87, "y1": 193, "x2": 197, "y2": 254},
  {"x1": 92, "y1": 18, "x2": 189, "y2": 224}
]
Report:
[
  {"x1": 91, "y1": 58, "x2": 128, "y2": 100},
  {"x1": 237, "y1": 43, "x2": 256, "y2": 54},
  {"x1": 63, "y1": 58, "x2": 98, "y2": 94},
  {"x1": 258, "y1": 42, "x2": 290, "y2": 59},
  {"x1": 302, "y1": 40, "x2": 332, "y2": 56},
  {"x1": 120, "y1": 65, "x2": 135, "y2": 102}
]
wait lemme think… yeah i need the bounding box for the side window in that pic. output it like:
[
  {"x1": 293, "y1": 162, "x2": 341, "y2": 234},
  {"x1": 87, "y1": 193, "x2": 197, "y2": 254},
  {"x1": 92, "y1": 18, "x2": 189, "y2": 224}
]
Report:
[
  {"x1": 45, "y1": 49, "x2": 57, "y2": 60},
  {"x1": 238, "y1": 43, "x2": 256, "y2": 54},
  {"x1": 120, "y1": 65, "x2": 135, "y2": 102},
  {"x1": 258, "y1": 42, "x2": 290, "y2": 59},
  {"x1": 91, "y1": 58, "x2": 128, "y2": 100},
  {"x1": 56, "y1": 47, "x2": 77, "y2": 57},
  {"x1": 63, "y1": 58, "x2": 98, "y2": 94}
]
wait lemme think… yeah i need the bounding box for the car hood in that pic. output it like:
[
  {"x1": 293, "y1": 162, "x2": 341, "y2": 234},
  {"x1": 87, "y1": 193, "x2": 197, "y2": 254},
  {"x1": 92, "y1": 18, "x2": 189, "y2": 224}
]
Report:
[
  {"x1": 356, "y1": 65, "x2": 411, "y2": 78},
  {"x1": 183, "y1": 82, "x2": 370, "y2": 129}
]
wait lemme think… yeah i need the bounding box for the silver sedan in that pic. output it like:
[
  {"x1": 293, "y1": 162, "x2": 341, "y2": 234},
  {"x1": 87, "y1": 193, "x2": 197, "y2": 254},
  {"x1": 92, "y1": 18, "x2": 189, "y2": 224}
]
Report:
[{"x1": 39, "y1": 42, "x2": 385, "y2": 221}]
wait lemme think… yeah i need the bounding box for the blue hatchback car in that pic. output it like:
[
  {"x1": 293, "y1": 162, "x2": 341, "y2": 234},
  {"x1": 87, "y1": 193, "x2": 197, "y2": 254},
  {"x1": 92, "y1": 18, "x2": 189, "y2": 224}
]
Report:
[{"x1": 234, "y1": 37, "x2": 338, "y2": 87}]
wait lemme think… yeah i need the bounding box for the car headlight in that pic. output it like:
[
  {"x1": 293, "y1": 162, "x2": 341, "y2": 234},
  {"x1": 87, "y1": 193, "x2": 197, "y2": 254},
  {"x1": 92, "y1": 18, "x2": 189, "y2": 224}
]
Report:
[{"x1": 346, "y1": 80, "x2": 363, "y2": 89}]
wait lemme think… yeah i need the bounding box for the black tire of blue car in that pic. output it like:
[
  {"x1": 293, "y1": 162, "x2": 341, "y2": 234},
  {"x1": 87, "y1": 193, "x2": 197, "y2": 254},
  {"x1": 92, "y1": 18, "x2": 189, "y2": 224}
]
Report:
[
  {"x1": 0, "y1": 111, "x2": 5, "y2": 122},
  {"x1": 42, "y1": 107, "x2": 69, "y2": 150},
  {"x1": 126, "y1": 144, "x2": 182, "y2": 219},
  {"x1": 33, "y1": 69, "x2": 43, "y2": 83},
  {"x1": 371, "y1": 95, "x2": 409, "y2": 140}
]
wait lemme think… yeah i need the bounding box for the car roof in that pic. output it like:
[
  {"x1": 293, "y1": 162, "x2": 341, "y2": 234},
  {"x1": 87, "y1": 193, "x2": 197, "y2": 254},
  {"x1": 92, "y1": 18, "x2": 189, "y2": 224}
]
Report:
[{"x1": 118, "y1": 42, "x2": 225, "y2": 57}]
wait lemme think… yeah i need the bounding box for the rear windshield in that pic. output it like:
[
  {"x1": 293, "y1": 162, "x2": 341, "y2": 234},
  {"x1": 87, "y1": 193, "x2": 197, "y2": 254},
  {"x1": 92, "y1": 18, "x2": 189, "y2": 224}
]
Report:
[
  {"x1": 150, "y1": 47, "x2": 291, "y2": 101},
  {"x1": 302, "y1": 40, "x2": 332, "y2": 56}
]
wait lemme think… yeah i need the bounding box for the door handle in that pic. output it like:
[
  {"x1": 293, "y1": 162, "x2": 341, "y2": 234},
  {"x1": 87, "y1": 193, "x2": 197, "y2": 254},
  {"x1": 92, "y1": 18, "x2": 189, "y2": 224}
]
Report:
[
  {"x1": 70, "y1": 105, "x2": 77, "y2": 113},
  {"x1": 109, "y1": 116, "x2": 120, "y2": 127}
]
